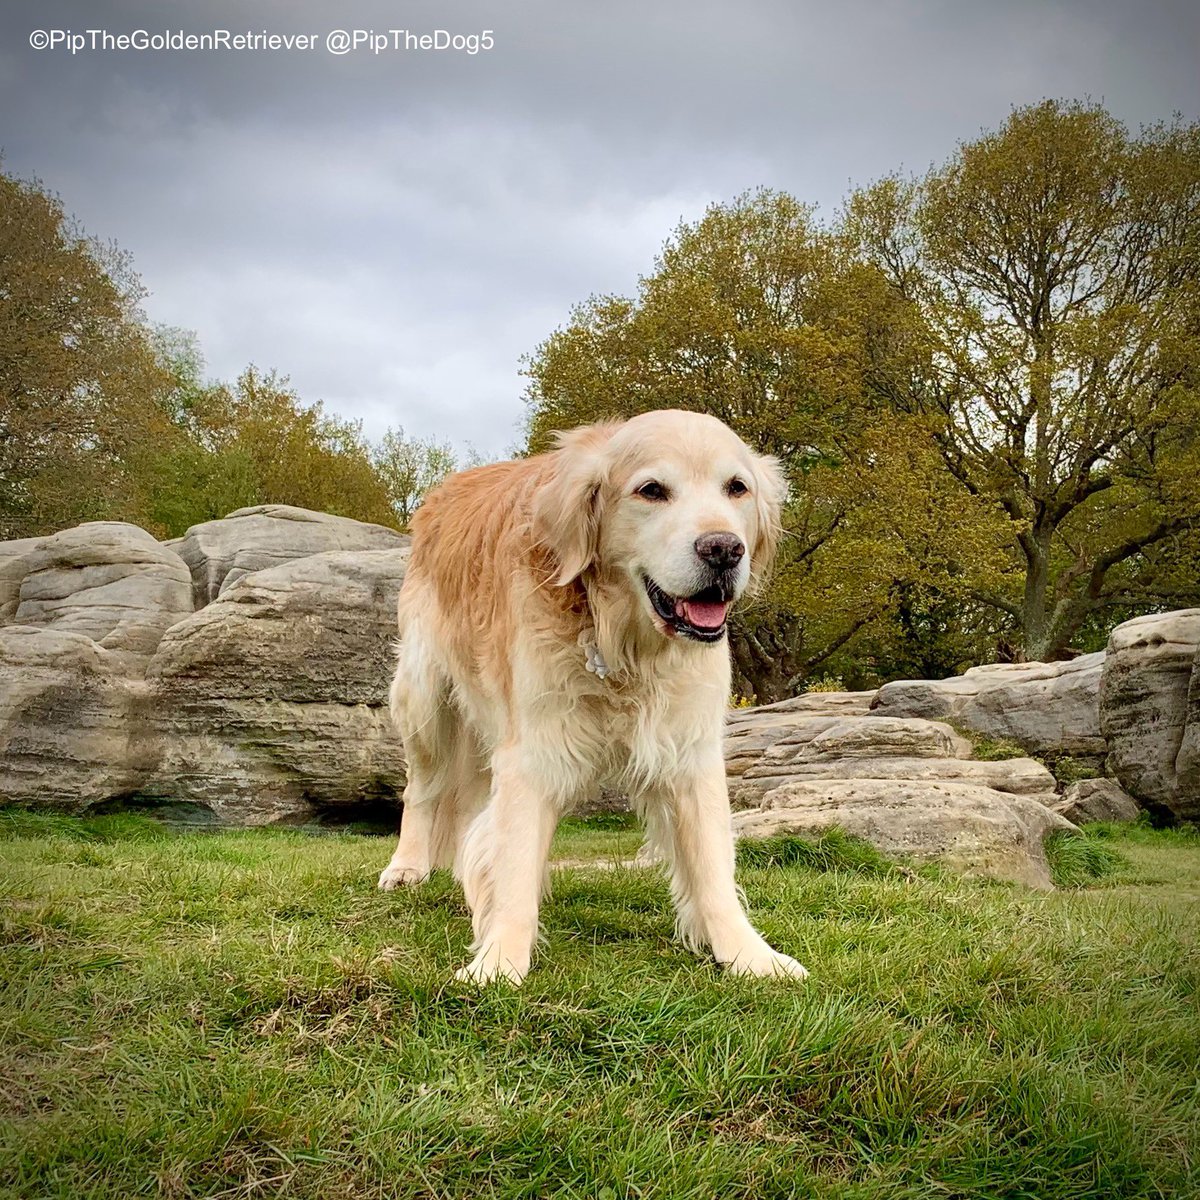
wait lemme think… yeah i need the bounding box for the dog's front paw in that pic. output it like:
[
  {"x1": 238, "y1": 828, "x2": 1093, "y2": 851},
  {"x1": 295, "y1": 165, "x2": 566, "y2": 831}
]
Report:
[
  {"x1": 722, "y1": 945, "x2": 809, "y2": 981},
  {"x1": 378, "y1": 862, "x2": 429, "y2": 891},
  {"x1": 452, "y1": 944, "x2": 529, "y2": 987}
]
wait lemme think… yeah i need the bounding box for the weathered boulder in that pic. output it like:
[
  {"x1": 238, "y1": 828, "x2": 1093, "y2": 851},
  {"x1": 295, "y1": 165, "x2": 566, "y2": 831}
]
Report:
[
  {"x1": 171, "y1": 504, "x2": 409, "y2": 608},
  {"x1": 0, "y1": 627, "x2": 149, "y2": 810},
  {"x1": 1100, "y1": 610, "x2": 1200, "y2": 823},
  {"x1": 727, "y1": 701, "x2": 1057, "y2": 810},
  {"x1": 736, "y1": 691, "x2": 878, "y2": 718},
  {"x1": 0, "y1": 510, "x2": 413, "y2": 824},
  {"x1": 733, "y1": 780, "x2": 1075, "y2": 889},
  {"x1": 8, "y1": 523, "x2": 192, "y2": 672},
  {"x1": 0, "y1": 537, "x2": 43, "y2": 624},
  {"x1": 0, "y1": 523, "x2": 190, "y2": 809},
  {"x1": 724, "y1": 690, "x2": 1068, "y2": 886},
  {"x1": 872, "y1": 653, "x2": 1105, "y2": 759},
  {"x1": 1052, "y1": 779, "x2": 1140, "y2": 826},
  {"x1": 142, "y1": 548, "x2": 410, "y2": 825},
  {"x1": 1182, "y1": 664, "x2": 1200, "y2": 819}
]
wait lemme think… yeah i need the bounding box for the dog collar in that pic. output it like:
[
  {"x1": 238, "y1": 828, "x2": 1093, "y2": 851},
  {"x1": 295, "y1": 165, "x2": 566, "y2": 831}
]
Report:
[{"x1": 581, "y1": 633, "x2": 610, "y2": 680}]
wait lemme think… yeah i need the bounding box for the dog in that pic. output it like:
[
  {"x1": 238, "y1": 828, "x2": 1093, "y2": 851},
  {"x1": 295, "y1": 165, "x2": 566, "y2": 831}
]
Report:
[{"x1": 378, "y1": 408, "x2": 808, "y2": 985}]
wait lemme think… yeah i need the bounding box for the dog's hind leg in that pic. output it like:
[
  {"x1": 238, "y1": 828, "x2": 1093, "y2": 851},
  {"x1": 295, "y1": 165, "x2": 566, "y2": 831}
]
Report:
[
  {"x1": 379, "y1": 626, "x2": 454, "y2": 891},
  {"x1": 429, "y1": 727, "x2": 491, "y2": 874}
]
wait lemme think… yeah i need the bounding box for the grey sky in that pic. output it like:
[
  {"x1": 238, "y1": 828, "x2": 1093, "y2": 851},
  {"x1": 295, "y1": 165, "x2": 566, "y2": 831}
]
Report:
[{"x1": 2, "y1": 0, "x2": 1198, "y2": 457}]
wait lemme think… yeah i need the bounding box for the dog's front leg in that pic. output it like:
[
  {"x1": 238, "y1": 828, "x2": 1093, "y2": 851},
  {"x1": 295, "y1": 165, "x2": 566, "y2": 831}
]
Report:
[
  {"x1": 454, "y1": 744, "x2": 559, "y2": 986},
  {"x1": 664, "y1": 753, "x2": 808, "y2": 980}
]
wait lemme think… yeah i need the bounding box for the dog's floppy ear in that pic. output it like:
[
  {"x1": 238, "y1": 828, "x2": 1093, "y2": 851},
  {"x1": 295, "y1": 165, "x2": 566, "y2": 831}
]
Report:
[
  {"x1": 533, "y1": 422, "x2": 622, "y2": 585},
  {"x1": 749, "y1": 452, "x2": 787, "y2": 587}
]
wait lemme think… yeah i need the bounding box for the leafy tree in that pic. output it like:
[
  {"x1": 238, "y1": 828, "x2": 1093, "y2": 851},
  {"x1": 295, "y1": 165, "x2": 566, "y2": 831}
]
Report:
[
  {"x1": 137, "y1": 361, "x2": 399, "y2": 535},
  {"x1": 371, "y1": 428, "x2": 459, "y2": 528},
  {"x1": 846, "y1": 101, "x2": 1200, "y2": 659},
  {"x1": 0, "y1": 168, "x2": 172, "y2": 538},
  {"x1": 524, "y1": 190, "x2": 1007, "y2": 700},
  {"x1": 0, "y1": 169, "x2": 447, "y2": 542}
]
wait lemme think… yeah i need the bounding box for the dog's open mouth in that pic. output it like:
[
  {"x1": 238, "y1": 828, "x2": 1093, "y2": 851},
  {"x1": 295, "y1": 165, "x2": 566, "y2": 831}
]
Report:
[{"x1": 644, "y1": 577, "x2": 732, "y2": 642}]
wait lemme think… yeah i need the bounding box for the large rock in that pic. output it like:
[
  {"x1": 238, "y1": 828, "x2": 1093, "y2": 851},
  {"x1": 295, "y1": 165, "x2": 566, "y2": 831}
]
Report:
[
  {"x1": 172, "y1": 504, "x2": 408, "y2": 608},
  {"x1": 0, "y1": 509, "x2": 413, "y2": 824},
  {"x1": 9, "y1": 523, "x2": 192, "y2": 672},
  {"x1": 1052, "y1": 779, "x2": 1140, "y2": 826},
  {"x1": 1100, "y1": 610, "x2": 1200, "y2": 823},
  {"x1": 725, "y1": 691, "x2": 1068, "y2": 886},
  {"x1": 0, "y1": 537, "x2": 43, "y2": 624},
  {"x1": 1183, "y1": 661, "x2": 1200, "y2": 819},
  {"x1": 0, "y1": 627, "x2": 148, "y2": 810},
  {"x1": 0, "y1": 522, "x2": 191, "y2": 809},
  {"x1": 727, "y1": 701, "x2": 1057, "y2": 810},
  {"x1": 142, "y1": 548, "x2": 410, "y2": 825},
  {"x1": 733, "y1": 780, "x2": 1075, "y2": 889},
  {"x1": 872, "y1": 653, "x2": 1105, "y2": 758}
]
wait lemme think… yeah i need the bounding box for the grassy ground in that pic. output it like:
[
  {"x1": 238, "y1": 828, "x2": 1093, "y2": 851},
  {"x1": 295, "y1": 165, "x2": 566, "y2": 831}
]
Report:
[{"x1": 1, "y1": 810, "x2": 1198, "y2": 1200}]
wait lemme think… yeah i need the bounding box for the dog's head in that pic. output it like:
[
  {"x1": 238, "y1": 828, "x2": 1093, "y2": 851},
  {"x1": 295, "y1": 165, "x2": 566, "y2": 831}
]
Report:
[{"x1": 533, "y1": 410, "x2": 785, "y2": 643}]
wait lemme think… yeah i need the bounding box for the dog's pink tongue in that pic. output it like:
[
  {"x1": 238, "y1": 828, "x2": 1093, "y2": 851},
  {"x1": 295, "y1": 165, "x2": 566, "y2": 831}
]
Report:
[{"x1": 677, "y1": 598, "x2": 729, "y2": 630}]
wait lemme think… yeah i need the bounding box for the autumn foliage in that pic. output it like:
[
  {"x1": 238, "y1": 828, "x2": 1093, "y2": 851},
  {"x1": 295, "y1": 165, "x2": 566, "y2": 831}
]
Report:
[{"x1": 3, "y1": 102, "x2": 1198, "y2": 700}]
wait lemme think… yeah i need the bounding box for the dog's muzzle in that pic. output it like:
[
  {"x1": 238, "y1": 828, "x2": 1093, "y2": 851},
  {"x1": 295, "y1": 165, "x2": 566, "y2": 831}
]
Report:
[{"x1": 644, "y1": 574, "x2": 737, "y2": 642}]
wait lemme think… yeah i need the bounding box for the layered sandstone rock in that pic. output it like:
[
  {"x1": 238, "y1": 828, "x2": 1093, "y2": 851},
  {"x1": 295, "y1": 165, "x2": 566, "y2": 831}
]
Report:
[
  {"x1": 0, "y1": 627, "x2": 148, "y2": 811},
  {"x1": 0, "y1": 510, "x2": 409, "y2": 825},
  {"x1": 733, "y1": 780, "x2": 1075, "y2": 889},
  {"x1": 1099, "y1": 610, "x2": 1200, "y2": 823},
  {"x1": 1052, "y1": 779, "x2": 1141, "y2": 826},
  {"x1": 10, "y1": 523, "x2": 192, "y2": 672},
  {"x1": 725, "y1": 693, "x2": 1067, "y2": 886},
  {"x1": 141, "y1": 548, "x2": 410, "y2": 825},
  {"x1": 872, "y1": 653, "x2": 1105, "y2": 759},
  {"x1": 169, "y1": 503, "x2": 408, "y2": 608}
]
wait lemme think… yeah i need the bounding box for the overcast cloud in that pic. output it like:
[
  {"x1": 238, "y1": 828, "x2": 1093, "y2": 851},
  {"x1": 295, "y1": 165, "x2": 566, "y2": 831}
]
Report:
[{"x1": 2, "y1": 0, "x2": 1198, "y2": 457}]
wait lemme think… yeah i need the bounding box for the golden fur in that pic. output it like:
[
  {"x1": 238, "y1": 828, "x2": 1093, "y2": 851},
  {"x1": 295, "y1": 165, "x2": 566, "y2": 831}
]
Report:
[{"x1": 379, "y1": 409, "x2": 808, "y2": 984}]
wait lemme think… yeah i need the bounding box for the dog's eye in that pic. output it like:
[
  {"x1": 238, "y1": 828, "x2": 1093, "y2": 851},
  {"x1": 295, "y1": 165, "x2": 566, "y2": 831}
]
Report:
[
  {"x1": 726, "y1": 478, "x2": 749, "y2": 497},
  {"x1": 636, "y1": 481, "x2": 669, "y2": 502}
]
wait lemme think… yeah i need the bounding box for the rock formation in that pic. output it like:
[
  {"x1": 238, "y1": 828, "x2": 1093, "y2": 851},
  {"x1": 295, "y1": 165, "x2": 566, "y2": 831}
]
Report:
[
  {"x1": 143, "y1": 549, "x2": 409, "y2": 825},
  {"x1": 872, "y1": 653, "x2": 1106, "y2": 760},
  {"x1": 168, "y1": 503, "x2": 408, "y2": 608},
  {"x1": 0, "y1": 510, "x2": 410, "y2": 825},
  {"x1": 1099, "y1": 609, "x2": 1200, "y2": 823},
  {"x1": 1052, "y1": 779, "x2": 1140, "y2": 826},
  {"x1": 726, "y1": 694, "x2": 1068, "y2": 888},
  {"x1": 0, "y1": 626, "x2": 145, "y2": 810},
  {"x1": 4, "y1": 507, "x2": 1197, "y2": 884},
  {"x1": 8, "y1": 522, "x2": 192, "y2": 672}
]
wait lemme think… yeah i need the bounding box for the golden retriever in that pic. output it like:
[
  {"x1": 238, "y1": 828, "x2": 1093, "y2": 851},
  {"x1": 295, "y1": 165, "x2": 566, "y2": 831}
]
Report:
[{"x1": 378, "y1": 409, "x2": 808, "y2": 985}]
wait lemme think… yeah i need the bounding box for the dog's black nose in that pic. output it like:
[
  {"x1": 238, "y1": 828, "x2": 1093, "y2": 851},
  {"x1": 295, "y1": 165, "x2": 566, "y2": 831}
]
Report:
[{"x1": 694, "y1": 531, "x2": 745, "y2": 571}]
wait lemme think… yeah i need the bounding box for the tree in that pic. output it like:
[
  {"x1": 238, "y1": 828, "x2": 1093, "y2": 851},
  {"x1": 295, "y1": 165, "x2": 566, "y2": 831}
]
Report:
[
  {"x1": 524, "y1": 190, "x2": 1007, "y2": 700},
  {"x1": 0, "y1": 168, "x2": 449, "y2": 541},
  {"x1": 0, "y1": 168, "x2": 172, "y2": 538},
  {"x1": 371, "y1": 428, "x2": 459, "y2": 528},
  {"x1": 136, "y1": 362, "x2": 400, "y2": 535},
  {"x1": 846, "y1": 101, "x2": 1200, "y2": 660}
]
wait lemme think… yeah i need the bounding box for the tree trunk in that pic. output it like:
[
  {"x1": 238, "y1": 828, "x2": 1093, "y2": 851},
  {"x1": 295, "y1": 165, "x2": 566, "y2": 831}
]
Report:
[
  {"x1": 728, "y1": 618, "x2": 808, "y2": 704},
  {"x1": 1020, "y1": 529, "x2": 1053, "y2": 660},
  {"x1": 1021, "y1": 328, "x2": 1058, "y2": 662}
]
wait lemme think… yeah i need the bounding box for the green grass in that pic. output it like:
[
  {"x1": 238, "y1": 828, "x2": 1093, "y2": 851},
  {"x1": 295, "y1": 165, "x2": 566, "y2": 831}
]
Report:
[
  {"x1": 2, "y1": 811, "x2": 1198, "y2": 1199},
  {"x1": 1040, "y1": 755, "x2": 1105, "y2": 789},
  {"x1": 952, "y1": 729, "x2": 1029, "y2": 761},
  {"x1": 1044, "y1": 828, "x2": 1129, "y2": 888},
  {"x1": 735, "y1": 828, "x2": 908, "y2": 877}
]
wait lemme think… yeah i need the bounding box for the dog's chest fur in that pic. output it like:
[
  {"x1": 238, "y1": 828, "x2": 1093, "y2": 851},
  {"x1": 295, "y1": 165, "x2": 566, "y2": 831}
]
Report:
[{"x1": 523, "y1": 646, "x2": 728, "y2": 802}]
